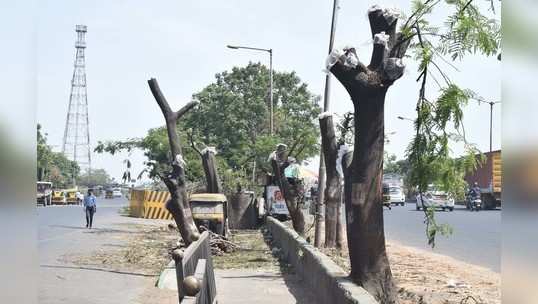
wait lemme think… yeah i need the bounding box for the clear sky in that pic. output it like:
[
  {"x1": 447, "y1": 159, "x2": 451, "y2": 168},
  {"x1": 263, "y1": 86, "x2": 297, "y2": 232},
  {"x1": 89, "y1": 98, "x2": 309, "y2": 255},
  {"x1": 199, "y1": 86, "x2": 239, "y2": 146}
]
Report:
[{"x1": 35, "y1": 0, "x2": 501, "y2": 182}]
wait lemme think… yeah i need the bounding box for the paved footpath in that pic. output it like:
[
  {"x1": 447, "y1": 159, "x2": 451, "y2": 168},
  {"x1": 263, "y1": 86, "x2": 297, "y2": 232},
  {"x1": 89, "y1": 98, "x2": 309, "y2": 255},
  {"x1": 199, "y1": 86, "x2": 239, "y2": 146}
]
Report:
[
  {"x1": 38, "y1": 198, "x2": 167, "y2": 304},
  {"x1": 215, "y1": 269, "x2": 318, "y2": 304}
]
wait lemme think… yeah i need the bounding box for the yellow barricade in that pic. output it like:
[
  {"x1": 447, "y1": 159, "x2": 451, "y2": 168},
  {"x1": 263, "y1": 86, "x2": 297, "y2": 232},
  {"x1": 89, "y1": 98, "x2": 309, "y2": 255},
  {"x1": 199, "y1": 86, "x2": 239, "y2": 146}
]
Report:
[{"x1": 129, "y1": 189, "x2": 173, "y2": 220}]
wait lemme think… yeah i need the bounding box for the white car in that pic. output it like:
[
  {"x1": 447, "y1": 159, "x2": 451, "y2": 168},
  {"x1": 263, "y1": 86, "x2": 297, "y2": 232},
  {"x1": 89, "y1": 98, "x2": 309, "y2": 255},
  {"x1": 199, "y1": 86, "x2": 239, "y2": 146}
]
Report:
[
  {"x1": 112, "y1": 188, "x2": 123, "y2": 198},
  {"x1": 416, "y1": 186, "x2": 454, "y2": 211},
  {"x1": 388, "y1": 186, "x2": 406, "y2": 206}
]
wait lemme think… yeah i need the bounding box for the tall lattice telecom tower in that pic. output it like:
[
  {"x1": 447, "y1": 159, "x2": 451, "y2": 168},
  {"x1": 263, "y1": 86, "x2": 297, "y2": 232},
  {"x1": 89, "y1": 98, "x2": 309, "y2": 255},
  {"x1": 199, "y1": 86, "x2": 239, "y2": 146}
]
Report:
[{"x1": 62, "y1": 25, "x2": 91, "y2": 179}]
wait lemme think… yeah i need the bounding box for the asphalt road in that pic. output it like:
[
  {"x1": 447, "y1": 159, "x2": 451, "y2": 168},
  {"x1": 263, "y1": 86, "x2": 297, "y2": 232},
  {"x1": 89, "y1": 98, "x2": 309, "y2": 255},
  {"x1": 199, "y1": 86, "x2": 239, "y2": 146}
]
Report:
[
  {"x1": 38, "y1": 197, "x2": 155, "y2": 304},
  {"x1": 383, "y1": 202, "x2": 501, "y2": 272}
]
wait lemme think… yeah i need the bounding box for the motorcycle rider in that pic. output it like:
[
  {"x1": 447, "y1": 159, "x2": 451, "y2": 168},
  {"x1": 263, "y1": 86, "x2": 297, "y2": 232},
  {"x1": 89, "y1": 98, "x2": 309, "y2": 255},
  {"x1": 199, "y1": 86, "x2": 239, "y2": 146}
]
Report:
[{"x1": 468, "y1": 182, "x2": 481, "y2": 210}]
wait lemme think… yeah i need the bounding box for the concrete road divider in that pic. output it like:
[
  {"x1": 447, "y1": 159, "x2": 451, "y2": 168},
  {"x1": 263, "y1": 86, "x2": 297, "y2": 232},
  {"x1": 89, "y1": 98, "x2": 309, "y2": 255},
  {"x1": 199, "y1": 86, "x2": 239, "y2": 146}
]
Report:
[
  {"x1": 129, "y1": 189, "x2": 173, "y2": 220},
  {"x1": 265, "y1": 217, "x2": 378, "y2": 304}
]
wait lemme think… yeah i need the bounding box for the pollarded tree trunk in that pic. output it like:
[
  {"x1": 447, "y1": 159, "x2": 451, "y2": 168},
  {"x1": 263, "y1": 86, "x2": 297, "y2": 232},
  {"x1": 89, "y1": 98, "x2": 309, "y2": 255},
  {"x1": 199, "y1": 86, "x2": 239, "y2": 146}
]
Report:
[
  {"x1": 328, "y1": 5, "x2": 411, "y2": 304},
  {"x1": 270, "y1": 144, "x2": 306, "y2": 235},
  {"x1": 187, "y1": 131, "x2": 222, "y2": 194},
  {"x1": 201, "y1": 148, "x2": 221, "y2": 193},
  {"x1": 319, "y1": 114, "x2": 342, "y2": 248},
  {"x1": 148, "y1": 78, "x2": 199, "y2": 246}
]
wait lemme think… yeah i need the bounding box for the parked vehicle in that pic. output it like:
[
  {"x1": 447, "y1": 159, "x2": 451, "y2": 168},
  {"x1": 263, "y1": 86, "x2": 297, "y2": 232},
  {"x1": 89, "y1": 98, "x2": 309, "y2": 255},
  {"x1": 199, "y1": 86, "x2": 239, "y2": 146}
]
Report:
[
  {"x1": 64, "y1": 189, "x2": 81, "y2": 205},
  {"x1": 37, "y1": 182, "x2": 53, "y2": 206},
  {"x1": 382, "y1": 183, "x2": 392, "y2": 210},
  {"x1": 112, "y1": 188, "x2": 122, "y2": 198},
  {"x1": 464, "y1": 150, "x2": 501, "y2": 209},
  {"x1": 51, "y1": 190, "x2": 66, "y2": 204},
  {"x1": 388, "y1": 185, "x2": 406, "y2": 206},
  {"x1": 105, "y1": 189, "x2": 113, "y2": 199},
  {"x1": 189, "y1": 193, "x2": 229, "y2": 236},
  {"x1": 416, "y1": 185, "x2": 454, "y2": 211}
]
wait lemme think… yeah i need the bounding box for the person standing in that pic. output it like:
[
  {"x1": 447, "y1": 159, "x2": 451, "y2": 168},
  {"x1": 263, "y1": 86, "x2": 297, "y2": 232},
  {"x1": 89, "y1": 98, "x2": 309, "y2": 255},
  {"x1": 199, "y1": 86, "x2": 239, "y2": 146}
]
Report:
[{"x1": 84, "y1": 189, "x2": 97, "y2": 228}]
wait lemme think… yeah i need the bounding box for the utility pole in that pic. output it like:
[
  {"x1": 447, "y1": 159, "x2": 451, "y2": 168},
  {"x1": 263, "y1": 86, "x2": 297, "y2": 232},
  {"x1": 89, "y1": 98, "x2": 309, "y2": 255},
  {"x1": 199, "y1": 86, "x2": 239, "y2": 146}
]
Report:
[{"x1": 315, "y1": 0, "x2": 339, "y2": 248}]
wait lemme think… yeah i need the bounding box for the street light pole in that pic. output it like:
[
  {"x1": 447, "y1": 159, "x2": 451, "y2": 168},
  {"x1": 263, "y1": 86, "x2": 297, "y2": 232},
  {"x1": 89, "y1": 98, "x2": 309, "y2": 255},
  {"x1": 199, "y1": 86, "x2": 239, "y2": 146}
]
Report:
[
  {"x1": 315, "y1": 0, "x2": 339, "y2": 248},
  {"x1": 269, "y1": 49, "x2": 273, "y2": 135},
  {"x1": 227, "y1": 44, "x2": 273, "y2": 135},
  {"x1": 489, "y1": 101, "x2": 493, "y2": 153}
]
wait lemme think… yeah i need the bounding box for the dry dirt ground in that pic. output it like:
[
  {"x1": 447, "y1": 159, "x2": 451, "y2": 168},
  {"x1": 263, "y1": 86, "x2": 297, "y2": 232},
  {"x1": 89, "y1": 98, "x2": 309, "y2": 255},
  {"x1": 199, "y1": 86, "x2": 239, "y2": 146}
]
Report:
[
  {"x1": 61, "y1": 222, "x2": 178, "y2": 276},
  {"x1": 300, "y1": 216, "x2": 500, "y2": 304},
  {"x1": 323, "y1": 242, "x2": 500, "y2": 304}
]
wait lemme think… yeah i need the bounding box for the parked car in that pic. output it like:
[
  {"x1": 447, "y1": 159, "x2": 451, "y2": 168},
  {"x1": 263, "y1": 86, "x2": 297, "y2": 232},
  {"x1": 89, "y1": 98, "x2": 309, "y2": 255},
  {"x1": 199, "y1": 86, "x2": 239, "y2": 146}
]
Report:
[
  {"x1": 388, "y1": 186, "x2": 406, "y2": 206},
  {"x1": 112, "y1": 188, "x2": 122, "y2": 198},
  {"x1": 416, "y1": 185, "x2": 454, "y2": 211}
]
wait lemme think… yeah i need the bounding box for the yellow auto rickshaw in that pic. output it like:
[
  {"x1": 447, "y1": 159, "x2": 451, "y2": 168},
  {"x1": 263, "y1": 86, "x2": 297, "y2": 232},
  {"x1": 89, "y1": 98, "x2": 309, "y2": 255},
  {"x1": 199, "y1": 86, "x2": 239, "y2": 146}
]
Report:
[
  {"x1": 51, "y1": 190, "x2": 66, "y2": 205},
  {"x1": 64, "y1": 188, "x2": 81, "y2": 205}
]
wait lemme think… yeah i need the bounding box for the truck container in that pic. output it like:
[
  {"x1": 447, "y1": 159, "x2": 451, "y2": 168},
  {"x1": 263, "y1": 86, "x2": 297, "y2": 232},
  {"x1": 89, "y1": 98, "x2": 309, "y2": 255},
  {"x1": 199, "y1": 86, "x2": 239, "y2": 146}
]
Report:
[{"x1": 464, "y1": 150, "x2": 502, "y2": 209}]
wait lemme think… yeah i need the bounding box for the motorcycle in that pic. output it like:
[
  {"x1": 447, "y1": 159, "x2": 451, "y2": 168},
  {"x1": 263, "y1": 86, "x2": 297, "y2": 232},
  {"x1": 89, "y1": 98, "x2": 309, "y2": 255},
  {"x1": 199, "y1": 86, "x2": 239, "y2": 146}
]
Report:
[{"x1": 467, "y1": 194, "x2": 482, "y2": 211}]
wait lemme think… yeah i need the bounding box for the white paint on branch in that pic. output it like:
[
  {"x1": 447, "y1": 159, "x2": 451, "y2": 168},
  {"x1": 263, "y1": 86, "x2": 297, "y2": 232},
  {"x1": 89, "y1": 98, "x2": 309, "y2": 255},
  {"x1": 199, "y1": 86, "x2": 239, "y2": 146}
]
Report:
[
  {"x1": 373, "y1": 31, "x2": 390, "y2": 46},
  {"x1": 174, "y1": 154, "x2": 187, "y2": 168},
  {"x1": 324, "y1": 48, "x2": 344, "y2": 73},
  {"x1": 335, "y1": 144, "x2": 351, "y2": 181},
  {"x1": 318, "y1": 112, "x2": 333, "y2": 119},
  {"x1": 201, "y1": 146, "x2": 217, "y2": 155},
  {"x1": 342, "y1": 46, "x2": 359, "y2": 68}
]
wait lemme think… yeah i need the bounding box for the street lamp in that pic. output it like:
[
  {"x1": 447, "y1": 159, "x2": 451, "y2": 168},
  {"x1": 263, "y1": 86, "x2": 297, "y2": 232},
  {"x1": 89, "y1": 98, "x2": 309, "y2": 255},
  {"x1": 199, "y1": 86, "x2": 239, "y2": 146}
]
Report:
[
  {"x1": 397, "y1": 116, "x2": 414, "y2": 122},
  {"x1": 227, "y1": 44, "x2": 273, "y2": 135},
  {"x1": 473, "y1": 98, "x2": 500, "y2": 153}
]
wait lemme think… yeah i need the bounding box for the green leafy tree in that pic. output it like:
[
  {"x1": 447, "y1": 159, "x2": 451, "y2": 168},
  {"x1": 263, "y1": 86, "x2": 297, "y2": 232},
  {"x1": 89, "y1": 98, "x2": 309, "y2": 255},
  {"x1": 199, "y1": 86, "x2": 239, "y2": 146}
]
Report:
[
  {"x1": 96, "y1": 63, "x2": 321, "y2": 194},
  {"x1": 184, "y1": 63, "x2": 321, "y2": 187},
  {"x1": 37, "y1": 124, "x2": 79, "y2": 188},
  {"x1": 77, "y1": 168, "x2": 113, "y2": 187}
]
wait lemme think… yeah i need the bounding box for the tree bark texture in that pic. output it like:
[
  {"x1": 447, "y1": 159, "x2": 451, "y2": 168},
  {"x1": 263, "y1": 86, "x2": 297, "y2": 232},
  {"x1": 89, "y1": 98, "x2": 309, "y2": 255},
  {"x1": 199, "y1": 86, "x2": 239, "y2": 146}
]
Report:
[
  {"x1": 328, "y1": 6, "x2": 411, "y2": 304},
  {"x1": 319, "y1": 115, "x2": 342, "y2": 248},
  {"x1": 148, "y1": 78, "x2": 199, "y2": 246},
  {"x1": 201, "y1": 149, "x2": 221, "y2": 193},
  {"x1": 270, "y1": 144, "x2": 305, "y2": 235}
]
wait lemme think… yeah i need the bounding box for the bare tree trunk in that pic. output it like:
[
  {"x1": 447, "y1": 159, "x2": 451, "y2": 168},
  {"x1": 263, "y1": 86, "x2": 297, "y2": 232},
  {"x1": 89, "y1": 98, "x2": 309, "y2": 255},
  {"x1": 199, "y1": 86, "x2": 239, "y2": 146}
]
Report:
[
  {"x1": 319, "y1": 114, "x2": 341, "y2": 248},
  {"x1": 148, "y1": 78, "x2": 199, "y2": 246},
  {"x1": 270, "y1": 144, "x2": 305, "y2": 235},
  {"x1": 201, "y1": 149, "x2": 221, "y2": 193},
  {"x1": 336, "y1": 185, "x2": 345, "y2": 249},
  {"x1": 187, "y1": 131, "x2": 221, "y2": 193},
  {"x1": 328, "y1": 6, "x2": 411, "y2": 303}
]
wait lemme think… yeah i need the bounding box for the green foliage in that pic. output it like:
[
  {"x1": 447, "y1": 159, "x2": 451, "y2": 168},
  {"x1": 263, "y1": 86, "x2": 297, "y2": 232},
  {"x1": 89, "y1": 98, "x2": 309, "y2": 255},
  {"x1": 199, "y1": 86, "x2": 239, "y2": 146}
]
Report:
[
  {"x1": 37, "y1": 124, "x2": 79, "y2": 188},
  {"x1": 95, "y1": 63, "x2": 320, "y2": 193},
  {"x1": 399, "y1": 0, "x2": 499, "y2": 247},
  {"x1": 77, "y1": 168, "x2": 113, "y2": 187},
  {"x1": 424, "y1": 206, "x2": 453, "y2": 247}
]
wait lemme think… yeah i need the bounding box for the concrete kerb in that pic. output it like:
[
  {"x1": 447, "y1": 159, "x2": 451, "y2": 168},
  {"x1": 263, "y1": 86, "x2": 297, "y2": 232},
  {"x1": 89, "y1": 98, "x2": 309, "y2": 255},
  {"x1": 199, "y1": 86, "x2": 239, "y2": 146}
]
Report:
[
  {"x1": 156, "y1": 260, "x2": 178, "y2": 290},
  {"x1": 265, "y1": 217, "x2": 378, "y2": 304}
]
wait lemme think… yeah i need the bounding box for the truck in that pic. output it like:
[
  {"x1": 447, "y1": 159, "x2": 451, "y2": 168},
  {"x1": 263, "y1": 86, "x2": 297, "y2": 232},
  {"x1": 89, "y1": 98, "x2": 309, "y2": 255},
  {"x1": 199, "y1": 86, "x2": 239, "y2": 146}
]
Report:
[
  {"x1": 464, "y1": 150, "x2": 502, "y2": 209},
  {"x1": 37, "y1": 181, "x2": 53, "y2": 206}
]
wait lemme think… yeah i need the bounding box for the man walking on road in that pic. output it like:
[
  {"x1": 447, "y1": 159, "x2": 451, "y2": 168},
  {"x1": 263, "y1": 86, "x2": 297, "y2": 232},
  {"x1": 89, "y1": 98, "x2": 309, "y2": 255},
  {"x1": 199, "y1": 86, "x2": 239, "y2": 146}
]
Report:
[{"x1": 84, "y1": 189, "x2": 97, "y2": 229}]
